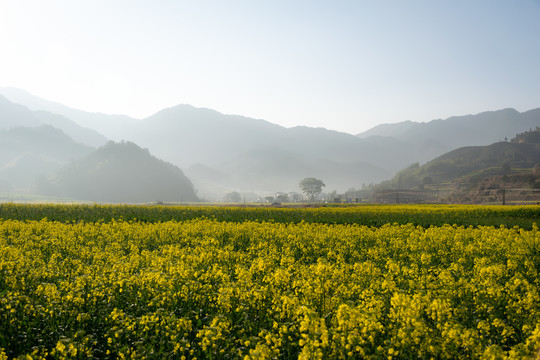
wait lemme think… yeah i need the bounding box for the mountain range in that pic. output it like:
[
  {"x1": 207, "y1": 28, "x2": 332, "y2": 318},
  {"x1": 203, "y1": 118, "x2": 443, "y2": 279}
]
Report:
[
  {"x1": 0, "y1": 87, "x2": 539, "y2": 201},
  {"x1": 357, "y1": 108, "x2": 540, "y2": 150},
  {"x1": 0, "y1": 93, "x2": 107, "y2": 147},
  {"x1": 0, "y1": 125, "x2": 94, "y2": 191},
  {"x1": 0, "y1": 87, "x2": 136, "y2": 142},
  {"x1": 377, "y1": 128, "x2": 540, "y2": 203}
]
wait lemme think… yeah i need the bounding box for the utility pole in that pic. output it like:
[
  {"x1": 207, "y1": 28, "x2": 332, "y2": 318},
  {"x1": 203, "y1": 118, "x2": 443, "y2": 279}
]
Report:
[{"x1": 397, "y1": 176, "x2": 402, "y2": 204}]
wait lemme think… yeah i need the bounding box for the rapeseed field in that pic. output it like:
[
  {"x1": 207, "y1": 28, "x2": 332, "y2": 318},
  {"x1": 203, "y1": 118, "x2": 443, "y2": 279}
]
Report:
[{"x1": 0, "y1": 204, "x2": 539, "y2": 359}]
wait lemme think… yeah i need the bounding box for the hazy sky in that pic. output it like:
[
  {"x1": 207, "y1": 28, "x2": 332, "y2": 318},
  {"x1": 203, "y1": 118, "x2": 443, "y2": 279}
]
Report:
[{"x1": 1, "y1": 0, "x2": 539, "y2": 134}]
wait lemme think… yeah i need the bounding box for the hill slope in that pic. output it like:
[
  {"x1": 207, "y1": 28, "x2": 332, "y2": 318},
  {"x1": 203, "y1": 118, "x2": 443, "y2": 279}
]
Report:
[
  {"x1": 0, "y1": 94, "x2": 107, "y2": 147},
  {"x1": 130, "y1": 104, "x2": 426, "y2": 170},
  {"x1": 0, "y1": 125, "x2": 94, "y2": 190},
  {"x1": 40, "y1": 141, "x2": 198, "y2": 203},
  {"x1": 0, "y1": 88, "x2": 136, "y2": 141},
  {"x1": 377, "y1": 128, "x2": 540, "y2": 203},
  {"x1": 358, "y1": 108, "x2": 540, "y2": 151},
  {"x1": 0, "y1": 95, "x2": 41, "y2": 128}
]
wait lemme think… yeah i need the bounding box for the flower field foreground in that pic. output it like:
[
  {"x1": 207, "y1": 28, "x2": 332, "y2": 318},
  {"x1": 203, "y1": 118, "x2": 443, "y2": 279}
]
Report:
[{"x1": 0, "y1": 207, "x2": 539, "y2": 358}]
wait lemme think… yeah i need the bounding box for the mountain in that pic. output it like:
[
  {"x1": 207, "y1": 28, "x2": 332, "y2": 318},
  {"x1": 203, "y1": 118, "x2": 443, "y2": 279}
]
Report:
[
  {"x1": 403, "y1": 140, "x2": 540, "y2": 185},
  {"x1": 0, "y1": 94, "x2": 107, "y2": 147},
  {"x1": 32, "y1": 111, "x2": 107, "y2": 147},
  {"x1": 357, "y1": 120, "x2": 417, "y2": 139},
  {"x1": 3, "y1": 87, "x2": 540, "y2": 198},
  {"x1": 0, "y1": 91, "x2": 428, "y2": 177},
  {"x1": 126, "y1": 105, "x2": 540, "y2": 196},
  {"x1": 39, "y1": 141, "x2": 198, "y2": 203},
  {"x1": 0, "y1": 125, "x2": 94, "y2": 190},
  {"x1": 0, "y1": 87, "x2": 138, "y2": 141},
  {"x1": 0, "y1": 95, "x2": 41, "y2": 128},
  {"x1": 376, "y1": 128, "x2": 540, "y2": 203},
  {"x1": 357, "y1": 108, "x2": 540, "y2": 152},
  {"x1": 123, "y1": 104, "x2": 422, "y2": 196},
  {"x1": 126, "y1": 104, "x2": 286, "y2": 167}
]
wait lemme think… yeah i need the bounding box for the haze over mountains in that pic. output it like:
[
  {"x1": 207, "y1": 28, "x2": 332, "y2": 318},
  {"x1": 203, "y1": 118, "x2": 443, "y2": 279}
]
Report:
[
  {"x1": 358, "y1": 108, "x2": 540, "y2": 151},
  {"x1": 37, "y1": 141, "x2": 198, "y2": 203},
  {"x1": 0, "y1": 87, "x2": 539, "y2": 202},
  {"x1": 0, "y1": 87, "x2": 136, "y2": 143},
  {"x1": 0, "y1": 125, "x2": 93, "y2": 191},
  {"x1": 0, "y1": 92, "x2": 107, "y2": 147}
]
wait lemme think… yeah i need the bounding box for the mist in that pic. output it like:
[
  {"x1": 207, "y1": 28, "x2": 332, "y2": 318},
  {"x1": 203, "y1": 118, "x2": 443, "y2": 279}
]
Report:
[{"x1": 1, "y1": 89, "x2": 539, "y2": 203}]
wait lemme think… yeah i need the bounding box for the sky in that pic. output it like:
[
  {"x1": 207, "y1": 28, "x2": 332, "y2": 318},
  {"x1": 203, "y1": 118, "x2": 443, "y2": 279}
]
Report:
[{"x1": 1, "y1": 0, "x2": 539, "y2": 134}]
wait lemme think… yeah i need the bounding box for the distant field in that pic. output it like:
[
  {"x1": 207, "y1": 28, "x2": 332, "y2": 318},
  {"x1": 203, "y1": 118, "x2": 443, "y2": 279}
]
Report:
[
  {"x1": 1, "y1": 203, "x2": 539, "y2": 229},
  {"x1": 1, "y1": 204, "x2": 539, "y2": 359},
  {"x1": 0, "y1": 193, "x2": 87, "y2": 204}
]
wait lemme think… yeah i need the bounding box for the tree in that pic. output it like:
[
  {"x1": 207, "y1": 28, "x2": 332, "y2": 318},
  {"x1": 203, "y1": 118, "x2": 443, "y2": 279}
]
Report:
[
  {"x1": 299, "y1": 177, "x2": 325, "y2": 201},
  {"x1": 224, "y1": 191, "x2": 241, "y2": 203},
  {"x1": 275, "y1": 193, "x2": 289, "y2": 203}
]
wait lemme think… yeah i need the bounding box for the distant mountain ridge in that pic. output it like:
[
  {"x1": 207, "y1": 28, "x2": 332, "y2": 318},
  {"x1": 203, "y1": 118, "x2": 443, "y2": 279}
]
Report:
[
  {"x1": 0, "y1": 93, "x2": 108, "y2": 193},
  {"x1": 0, "y1": 95, "x2": 41, "y2": 128},
  {"x1": 1, "y1": 87, "x2": 539, "y2": 199},
  {"x1": 0, "y1": 87, "x2": 137, "y2": 141},
  {"x1": 357, "y1": 108, "x2": 540, "y2": 150},
  {"x1": 357, "y1": 120, "x2": 417, "y2": 139},
  {"x1": 124, "y1": 104, "x2": 405, "y2": 195},
  {"x1": 0, "y1": 94, "x2": 107, "y2": 147},
  {"x1": 124, "y1": 104, "x2": 540, "y2": 196}
]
